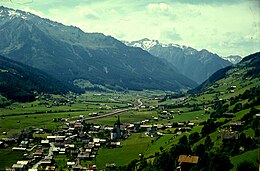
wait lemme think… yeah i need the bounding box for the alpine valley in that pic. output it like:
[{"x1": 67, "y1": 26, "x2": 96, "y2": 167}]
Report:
[{"x1": 0, "y1": 5, "x2": 259, "y2": 171}]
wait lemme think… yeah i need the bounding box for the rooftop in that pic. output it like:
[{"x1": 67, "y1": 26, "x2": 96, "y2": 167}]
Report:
[{"x1": 178, "y1": 155, "x2": 199, "y2": 164}]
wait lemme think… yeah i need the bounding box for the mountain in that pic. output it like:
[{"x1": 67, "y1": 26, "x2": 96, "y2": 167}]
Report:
[
  {"x1": 0, "y1": 6, "x2": 197, "y2": 91},
  {"x1": 222, "y1": 55, "x2": 242, "y2": 64},
  {"x1": 0, "y1": 55, "x2": 80, "y2": 102},
  {"x1": 189, "y1": 52, "x2": 260, "y2": 94},
  {"x1": 124, "y1": 39, "x2": 232, "y2": 84}
]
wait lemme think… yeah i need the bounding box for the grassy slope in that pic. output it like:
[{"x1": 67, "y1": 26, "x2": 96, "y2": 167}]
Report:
[
  {"x1": 230, "y1": 149, "x2": 258, "y2": 171},
  {"x1": 96, "y1": 133, "x2": 153, "y2": 169}
]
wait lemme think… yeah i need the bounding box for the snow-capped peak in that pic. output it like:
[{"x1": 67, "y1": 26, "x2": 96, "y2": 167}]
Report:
[
  {"x1": 222, "y1": 55, "x2": 242, "y2": 64},
  {"x1": 123, "y1": 38, "x2": 185, "y2": 51},
  {"x1": 132, "y1": 39, "x2": 159, "y2": 50},
  {"x1": 0, "y1": 6, "x2": 28, "y2": 19}
]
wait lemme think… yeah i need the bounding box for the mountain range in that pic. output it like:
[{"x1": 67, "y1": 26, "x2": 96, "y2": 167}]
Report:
[
  {"x1": 124, "y1": 38, "x2": 236, "y2": 84},
  {"x1": 0, "y1": 6, "x2": 197, "y2": 92}
]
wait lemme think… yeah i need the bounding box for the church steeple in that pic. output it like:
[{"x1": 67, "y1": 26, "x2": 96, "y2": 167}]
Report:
[{"x1": 117, "y1": 115, "x2": 120, "y2": 127}]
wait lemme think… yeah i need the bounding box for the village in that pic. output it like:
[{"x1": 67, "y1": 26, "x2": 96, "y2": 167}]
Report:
[
  {"x1": 0, "y1": 104, "x2": 249, "y2": 171},
  {"x1": 0, "y1": 84, "x2": 259, "y2": 170}
]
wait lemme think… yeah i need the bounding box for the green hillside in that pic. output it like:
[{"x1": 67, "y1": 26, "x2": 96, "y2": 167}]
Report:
[
  {"x1": 118, "y1": 52, "x2": 260, "y2": 170},
  {"x1": 0, "y1": 55, "x2": 82, "y2": 103}
]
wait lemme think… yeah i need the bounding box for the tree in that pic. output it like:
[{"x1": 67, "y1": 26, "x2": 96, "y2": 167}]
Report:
[
  {"x1": 233, "y1": 103, "x2": 242, "y2": 113},
  {"x1": 178, "y1": 135, "x2": 188, "y2": 146},
  {"x1": 208, "y1": 152, "x2": 233, "y2": 171},
  {"x1": 201, "y1": 119, "x2": 217, "y2": 137},
  {"x1": 204, "y1": 135, "x2": 213, "y2": 150},
  {"x1": 153, "y1": 151, "x2": 174, "y2": 171},
  {"x1": 194, "y1": 144, "x2": 205, "y2": 157},
  {"x1": 127, "y1": 159, "x2": 138, "y2": 171},
  {"x1": 188, "y1": 132, "x2": 200, "y2": 145}
]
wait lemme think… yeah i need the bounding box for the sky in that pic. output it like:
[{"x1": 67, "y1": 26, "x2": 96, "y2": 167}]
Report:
[{"x1": 1, "y1": 0, "x2": 259, "y2": 57}]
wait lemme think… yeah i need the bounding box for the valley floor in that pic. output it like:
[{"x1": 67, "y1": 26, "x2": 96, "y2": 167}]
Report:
[{"x1": 0, "y1": 87, "x2": 259, "y2": 170}]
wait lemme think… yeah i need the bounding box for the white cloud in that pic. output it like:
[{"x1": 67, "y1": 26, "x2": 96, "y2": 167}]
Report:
[{"x1": 147, "y1": 3, "x2": 171, "y2": 13}]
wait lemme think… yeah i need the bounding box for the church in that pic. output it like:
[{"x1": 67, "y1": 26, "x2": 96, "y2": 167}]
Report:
[{"x1": 110, "y1": 115, "x2": 122, "y2": 139}]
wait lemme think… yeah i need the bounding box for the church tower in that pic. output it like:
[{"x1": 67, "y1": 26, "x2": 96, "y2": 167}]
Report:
[
  {"x1": 111, "y1": 115, "x2": 122, "y2": 139},
  {"x1": 115, "y1": 115, "x2": 121, "y2": 138}
]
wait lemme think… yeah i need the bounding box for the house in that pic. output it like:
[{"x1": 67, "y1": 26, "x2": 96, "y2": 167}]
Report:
[
  {"x1": 221, "y1": 130, "x2": 239, "y2": 140},
  {"x1": 52, "y1": 147, "x2": 61, "y2": 154},
  {"x1": 74, "y1": 123, "x2": 83, "y2": 129},
  {"x1": 223, "y1": 113, "x2": 235, "y2": 118},
  {"x1": 67, "y1": 161, "x2": 76, "y2": 168},
  {"x1": 88, "y1": 164, "x2": 97, "y2": 170},
  {"x1": 140, "y1": 125, "x2": 154, "y2": 132},
  {"x1": 28, "y1": 169, "x2": 38, "y2": 171},
  {"x1": 45, "y1": 166, "x2": 56, "y2": 171},
  {"x1": 12, "y1": 161, "x2": 30, "y2": 171},
  {"x1": 0, "y1": 141, "x2": 3, "y2": 148},
  {"x1": 77, "y1": 152, "x2": 90, "y2": 160},
  {"x1": 230, "y1": 121, "x2": 244, "y2": 131},
  {"x1": 161, "y1": 111, "x2": 168, "y2": 115},
  {"x1": 110, "y1": 142, "x2": 121, "y2": 148},
  {"x1": 41, "y1": 140, "x2": 50, "y2": 147},
  {"x1": 20, "y1": 141, "x2": 29, "y2": 148},
  {"x1": 12, "y1": 163, "x2": 24, "y2": 171},
  {"x1": 153, "y1": 116, "x2": 159, "y2": 121},
  {"x1": 33, "y1": 151, "x2": 43, "y2": 158},
  {"x1": 59, "y1": 148, "x2": 66, "y2": 154},
  {"x1": 106, "y1": 163, "x2": 116, "y2": 169},
  {"x1": 47, "y1": 136, "x2": 65, "y2": 142},
  {"x1": 178, "y1": 155, "x2": 199, "y2": 171},
  {"x1": 187, "y1": 123, "x2": 195, "y2": 127},
  {"x1": 40, "y1": 159, "x2": 53, "y2": 166},
  {"x1": 12, "y1": 147, "x2": 26, "y2": 151},
  {"x1": 177, "y1": 122, "x2": 185, "y2": 127}
]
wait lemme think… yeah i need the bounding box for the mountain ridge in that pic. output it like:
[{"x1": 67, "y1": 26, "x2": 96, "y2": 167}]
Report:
[
  {"x1": 189, "y1": 51, "x2": 260, "y2": 94},
  {"x1": 0, "y1": 6, "x2": 197, "y2": 91},
  {"x1": 124, "y1": 38, "x2": 232, "y2": 84}
]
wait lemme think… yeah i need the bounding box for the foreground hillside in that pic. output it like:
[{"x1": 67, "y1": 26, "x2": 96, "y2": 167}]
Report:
[
  {"x1": 116, "y1": 52, "x2": 259, "y2": 170},
  {"x1": 0, "y1": 6, "x2": 196, "y2": 91},
  {"x1": 0, "y1": 55, "x2": 79, "y2": 103}
]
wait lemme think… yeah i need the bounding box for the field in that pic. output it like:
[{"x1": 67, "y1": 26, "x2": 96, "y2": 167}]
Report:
[
  {"x1": 96, "y1": 133, "x2": 153, "y2": 169},
  {"x1": 230, "y1": 149, "x2": 259, "y2": 171},
  {"x1": 0, "y1": 148, "x2": 24, "y2": 170}
]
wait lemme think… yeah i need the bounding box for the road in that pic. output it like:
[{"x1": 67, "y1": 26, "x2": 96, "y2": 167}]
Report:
[
  {"x1": 31, "y1": 143, "x2": 54, "y2": 169},
  {"x1": 82, "y1": 98, "x2": 143, "y2": 121}
]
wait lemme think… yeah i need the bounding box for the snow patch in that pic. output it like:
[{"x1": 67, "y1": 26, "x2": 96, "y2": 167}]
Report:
[
  {"x1": 125, "y1": 39, "x2": 185, "y2": 51},
  {"x1": 8, "y1": 10, "x2": 21, "y2": 17}
]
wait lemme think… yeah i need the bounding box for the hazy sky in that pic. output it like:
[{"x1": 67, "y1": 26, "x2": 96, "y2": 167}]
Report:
[{"x1": 1, "y1": 0, "x2": 259, "y2": 56}]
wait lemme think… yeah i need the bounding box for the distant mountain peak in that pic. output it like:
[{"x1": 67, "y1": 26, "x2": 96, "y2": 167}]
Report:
[
  {"x1": 222, "y1": 55, "x2": 242, "y2": 64},
  {"x1": 123, "y1": 38, "x2": 185, "y2": 51},
  {"x1": 0, "y1": 6, "x2": 30, "y2": 19}
]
